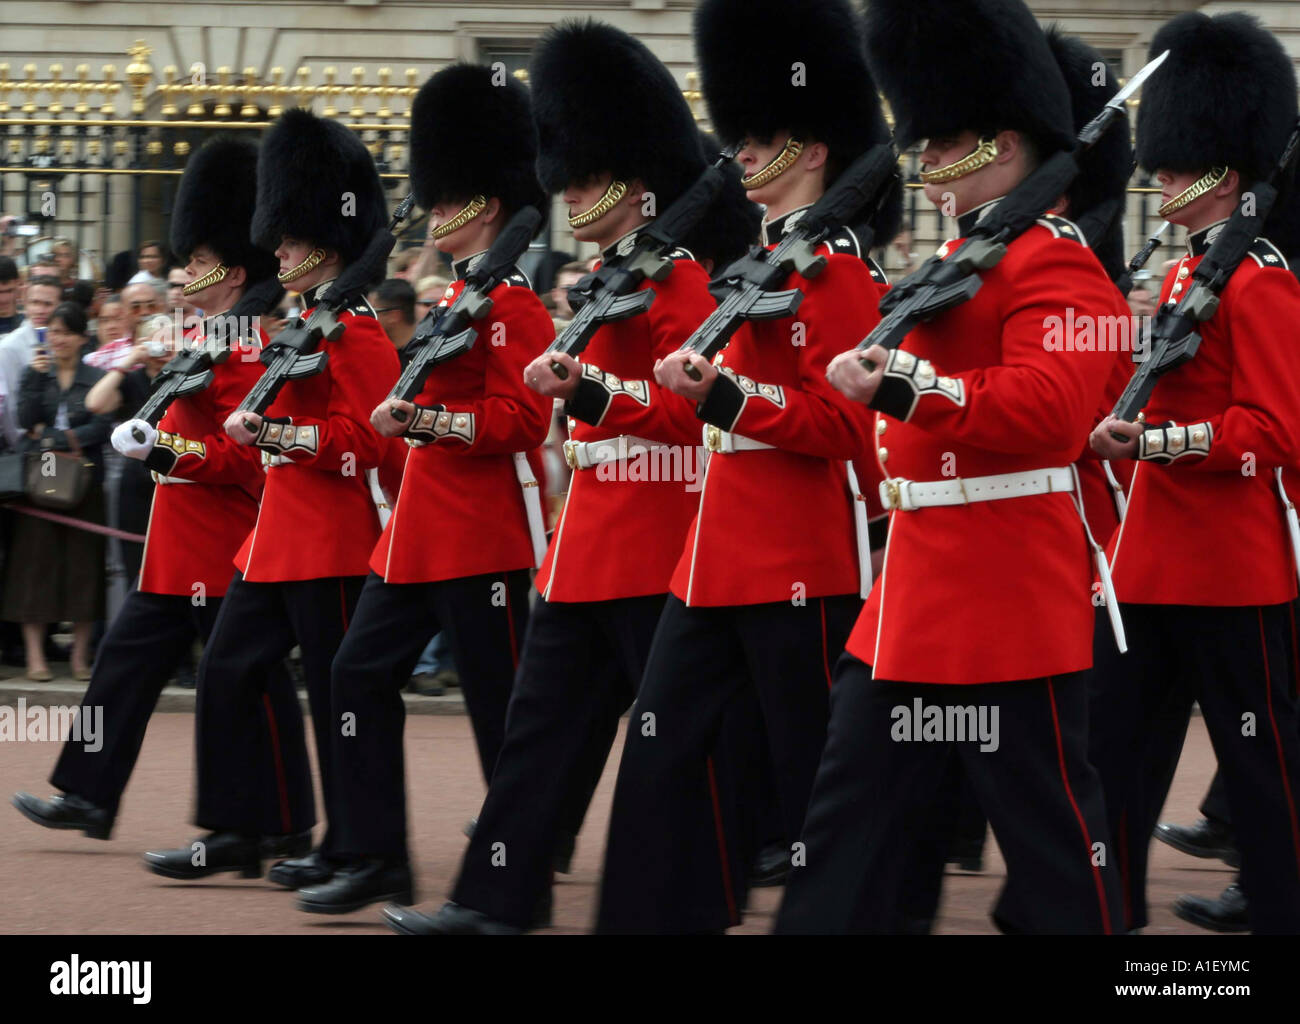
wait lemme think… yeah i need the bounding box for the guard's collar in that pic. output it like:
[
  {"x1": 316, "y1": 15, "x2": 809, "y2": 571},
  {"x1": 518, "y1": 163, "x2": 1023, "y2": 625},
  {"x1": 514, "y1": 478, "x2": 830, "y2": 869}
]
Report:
[
  {"x1": 1186, "y1": 219, "x2": 1229, "y2": 258},
  {"x1": 601, "y1": 226, "x2": 647, "y2": 263},
  {"x1": 452, "y1": 250, "x2": 488, "y2": 281},
  {"x1": 761, "y1": 204, "x2": 814, "y2": 246},
  {"x1": 956, "y1": 197, "x2": 1004, "y2": 237},
  {"x1": 299, "y1": 279, "x2": 335, "y2": 308}
]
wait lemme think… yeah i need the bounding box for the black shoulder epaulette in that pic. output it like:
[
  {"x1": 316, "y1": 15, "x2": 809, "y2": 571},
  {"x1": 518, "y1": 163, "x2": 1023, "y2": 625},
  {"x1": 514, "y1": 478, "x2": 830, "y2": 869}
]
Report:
[
  {"x1": 821, "y1": 224, "x2": 867, "y2": 260},
  {"x1": 668, "y1": 246, "x2": 696, "y2": 262},
  {"x1": 503, "y1": 264, "x2": 533, "y2": 288},
  {"x1": 865, "y1": 256, "x2": 889, "y2": 287},
  {"x1": 1036, "y1": 214, "x2": 1086, "y2": 246},
  {"x1": 1247, "y1": 237, "x2": 1289, "y2": 270},
  {"x1": 347, "y1": 296, "x2": 378, "y2": 318}
]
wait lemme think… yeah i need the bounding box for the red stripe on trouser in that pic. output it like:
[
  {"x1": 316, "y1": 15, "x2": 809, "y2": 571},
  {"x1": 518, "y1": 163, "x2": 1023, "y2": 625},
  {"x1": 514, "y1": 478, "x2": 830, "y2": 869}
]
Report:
[
  {"x1": 261, "y1": 692, "x2": 292, "y2": 833},
  {"x1": 1045, "y1": 677, "x2": 1112, "y2": 934},
  {"x1": 1258, "y1": 609, "x2": 1300, "y2": 879},
  {"x1": 706, "y1": 756, "x2": 739, "y2": 927},
  {"x1": 818, "y1": 598, "x2": 832, "y2": 690},
  {"x1": 504, "y1": 575, "x2": 518, "y2": 670}
]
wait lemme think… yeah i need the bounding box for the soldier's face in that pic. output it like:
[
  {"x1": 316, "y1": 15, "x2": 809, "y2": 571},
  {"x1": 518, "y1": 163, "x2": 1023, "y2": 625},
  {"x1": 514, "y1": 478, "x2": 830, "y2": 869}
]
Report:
[
  {"x1": 1155, "y1": 169, "x2": 1228, "y2": 230},
  {"x1": 563, "y1": 173, "x2": 641, "y2": 246},
  {"x1": 736, "y1": 133, "x2": 793, "y2": 207},
  {"x1": 919, "y1": 132, "x2": 981, "y2": 213}
]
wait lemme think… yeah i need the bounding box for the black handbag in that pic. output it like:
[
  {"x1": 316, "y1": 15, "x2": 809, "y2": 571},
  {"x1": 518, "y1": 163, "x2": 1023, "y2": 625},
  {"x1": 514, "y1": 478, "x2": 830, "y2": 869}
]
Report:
[{"x1": 24, "y1": 432, "x2": 93, "y2": 511}]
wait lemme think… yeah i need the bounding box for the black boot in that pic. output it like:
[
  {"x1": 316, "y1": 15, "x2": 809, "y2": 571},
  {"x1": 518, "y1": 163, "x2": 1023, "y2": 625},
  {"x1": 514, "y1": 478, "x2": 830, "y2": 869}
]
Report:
[
  {"x1": 297, "y1": 859, "x2": 414, "y2": 914},
  {"x1": 751, "y1": 841, "x2": 791, "y2": 888},
  {"x1": 143, "y1": 831, "x2": 260, "y2": 880},
  {"x1": 1153, "y1": 818, "x2": 1240, "y2": 868},
  {"x1": 13, "y1": 791, "x2": 114, "y2": 840},
  {"x1": 1172, "y1": 883, "x2": 1250, "y2": 933},
  {"x1": 382, "y1": 901, "x2": 523, "y2": 935},
  {"x1": 260, "y1": 830, "x2": 313, "y2": 860},
  {"x1": 268, "y1": 849, "x2": 334, "y2": 889},
  {"x1": 553, "y1": 831, "x2": 577, "y2": 875}
]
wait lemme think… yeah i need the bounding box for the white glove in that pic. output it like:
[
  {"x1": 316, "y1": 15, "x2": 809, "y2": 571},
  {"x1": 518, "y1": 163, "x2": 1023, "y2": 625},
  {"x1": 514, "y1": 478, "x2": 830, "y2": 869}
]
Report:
[{"x1": 112, "y1": 418, "x2": 157, "y2": 460}]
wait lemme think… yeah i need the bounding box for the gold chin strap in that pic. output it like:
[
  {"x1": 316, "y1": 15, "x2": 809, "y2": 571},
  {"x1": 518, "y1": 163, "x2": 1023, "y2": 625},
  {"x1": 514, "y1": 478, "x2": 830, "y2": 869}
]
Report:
[
  {"x1": 741, "y1": 138, "x2": 804, "y2": 190},
  {"x1": 278, "y1": 247, "x2": 326, "y2": 284},
  {"x1": 568, "y1": 180, "x2": 629, "y2": 229},
  {"x1": 1158, "y1": 166, "x2": 1229, "y2": 217},
  {"x1": 919, "y1": 138, "x2": 999, "y2": 185},
  {"x1": 432, "y1": 195, "x2": 487, "y2": 240},
  {"x1": 182, "y1": 262, "x2": 228, "y2": 296}
]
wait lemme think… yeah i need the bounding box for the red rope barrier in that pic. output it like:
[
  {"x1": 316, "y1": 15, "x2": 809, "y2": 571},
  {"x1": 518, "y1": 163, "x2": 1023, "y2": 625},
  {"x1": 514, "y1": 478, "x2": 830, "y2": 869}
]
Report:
[{"x1": 9, "y1": 503, "x2": 147, "y2": 543}]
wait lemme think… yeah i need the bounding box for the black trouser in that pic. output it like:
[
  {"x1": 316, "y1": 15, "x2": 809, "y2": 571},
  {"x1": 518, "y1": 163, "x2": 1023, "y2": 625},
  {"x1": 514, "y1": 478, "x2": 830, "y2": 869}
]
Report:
[
  {"x1": 330, "y1": 569, "x2": 531, "y2": 862},
  {"x1": 51, "y1": 587, "x2": 312, "y2": 834},
  {"x1": 451, "y1": 593, "x2": 665, "y2": 928},
  {"x1": 1200, "y1": 769, "x2": 1231, "y2": 826},
  {"x1": 194, "y1": 571, "x2": 363, "y2": 856},
  {"x1": 777, "y1": 657, "x2": 1121, "y2": 934},
  {"x1": 597, "y1": 593, "x2": 861, "y2": 934},
  {"x1": 1089, "y1": 602, "x2": 1300, "y2": 934}
]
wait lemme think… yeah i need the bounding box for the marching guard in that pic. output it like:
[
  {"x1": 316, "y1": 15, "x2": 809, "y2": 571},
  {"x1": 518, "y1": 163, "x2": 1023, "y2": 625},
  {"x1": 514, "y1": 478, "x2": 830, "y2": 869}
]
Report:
[
  {"x1": 778, "y1": 0, "x2": 1127, "y2": 934},
  {"x1": 295, "y1": 63, "x2": 554, "y2": 914},
  {"x1": 1087, "y1": 11, "x2": 1300, "y2": 935},
  {"x1": 143, "y1": 109, "x2": 400, "y2": 887},
  {"x1": 596, "y1": 0, "x2": 898, "y2": 933},
  {"x1": 383, "y1": 19, "x2": 759, "y2": 935},
  {"x1": 12, "y1": 137, "x2": 314, "y2": 855}
]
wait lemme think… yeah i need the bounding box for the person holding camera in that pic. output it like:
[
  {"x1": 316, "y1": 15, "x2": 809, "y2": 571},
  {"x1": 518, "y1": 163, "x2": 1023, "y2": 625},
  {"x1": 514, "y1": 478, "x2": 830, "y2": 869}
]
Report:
[{"x1": 0, "y1": 301, "x2": 110, "y2": 680}]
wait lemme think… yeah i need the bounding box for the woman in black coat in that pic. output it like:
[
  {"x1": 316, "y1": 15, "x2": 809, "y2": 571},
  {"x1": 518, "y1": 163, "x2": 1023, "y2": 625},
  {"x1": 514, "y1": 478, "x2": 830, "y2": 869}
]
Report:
[{"x1": 0, "y1": 302, "x2": 110, "y2": 679}]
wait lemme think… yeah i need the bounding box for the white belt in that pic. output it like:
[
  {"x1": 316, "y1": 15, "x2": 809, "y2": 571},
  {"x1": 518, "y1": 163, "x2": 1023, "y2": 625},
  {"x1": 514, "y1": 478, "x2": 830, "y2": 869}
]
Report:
[
  {"x1": 150, "y1": 471, "x2": 196, "y2": 485},
  {"x1": 846, "y1": 461, "x2": 873, "y2": 599},
  {"x1": 513, "y1": 451, "x2": 549, "y2": 568},
  {"x1": 366, "y1": 467, "x2": 391, "y2": 530},
  {"x1": 262, "y1": 451, "x2": 290, "y2": 469},
  {"x1": 563, "y1": 434, "x2": 663, "y2": 471},
  {"x1": 1102, "y1": 460, "x2": 1128, "y2": 521},
  {"x1": 702, "y1": 424, "x2": 774, "y2": 454},
  {"x1": 879, "y1": 467, "x2": 1076, "y2": 511},
  {"x1": 1275, "y1": 468, "x2": 1300, "y2": 585},
  {"x1": 881, "y1": 465, "x2": 1127, "y2": 654}
]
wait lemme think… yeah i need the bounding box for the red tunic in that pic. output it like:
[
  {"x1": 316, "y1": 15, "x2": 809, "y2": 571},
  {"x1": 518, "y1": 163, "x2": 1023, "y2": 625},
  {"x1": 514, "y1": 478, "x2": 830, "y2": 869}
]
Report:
[
  {"x1": 847, "y1": 214, "x2": 1123, "y2": 684},
  {"x1": 372, "y1": 276, "x2": 554, "y2": 583},
  {"x1": 670, "y1": 251, "x2": 881, "y2": 606},
  {"x1": 138, "y1": 333, "x2": 267, "y2": 597},
  {"x1": 235, "y1": 291, "x2": 400, "y2": 582},
  {"x1": 536, "y1": 252, "x2": 716, "y2": 603},
  {"x1": 1108, "y1": 227, "x2": 1300, "y2": 607}
]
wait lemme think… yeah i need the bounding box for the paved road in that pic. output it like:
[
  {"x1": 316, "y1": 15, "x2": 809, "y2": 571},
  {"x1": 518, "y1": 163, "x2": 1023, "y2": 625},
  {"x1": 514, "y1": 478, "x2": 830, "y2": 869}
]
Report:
[{"x1": 0, "y1": 709, "x2": 1229, "y2": 934}]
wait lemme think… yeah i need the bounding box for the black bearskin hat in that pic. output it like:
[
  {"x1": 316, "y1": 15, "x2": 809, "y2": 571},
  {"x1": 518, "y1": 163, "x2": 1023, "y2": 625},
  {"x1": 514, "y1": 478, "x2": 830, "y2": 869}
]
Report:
[
  {"x1": 696, "y1": 0, "x2": 902, "y2": 241},
  {"x1": 1045, "y1": 27, "x2": 1134, "y2": 281},
  {"x1": 530, "y1": 20, "x2": 704, "y2": 209},
  {"x1": 409, "y1": 63, "x2": 546, "y2": 217},
  {"x1": 251, "y1": 107, "x2": 388, "y2": 265},
  {"x1": 694, "y1": 0, "x2": 890, "y2": 167},
  {"x1": 1136, "y1": 12, "x2": 1297, "y2": 187},
  {"x1": 681, "y1": 133, "x2": 763, "y2": 270},
  {"x1": 170, "y1": 136, "x2": 279, "y2": 283},
  {"x1": 864, "y1": 0, "x2": 1074, "y2": 156}
]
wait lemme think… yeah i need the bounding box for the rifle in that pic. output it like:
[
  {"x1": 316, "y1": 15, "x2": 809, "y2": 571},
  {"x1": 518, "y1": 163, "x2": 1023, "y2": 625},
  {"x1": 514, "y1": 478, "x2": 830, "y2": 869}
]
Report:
[
  {"x1": 1114, "y1": 221, "x2": 1170, "y2": 298},
  {"x1": 1109, "y1": 115, "x2": 1300, "y2": 438},
  {"x1": 130, "y1": 277, "x2": 286, "y2": 440},
  {"x1": 544, "y1": 145, "x2": 742, "y2": 380},
  {"x1": 386, "y1": 205, "x2": 542, "y2": 421},
  {"x1": 677, "y1": 140, "x2": 902, "y2": 380},
  {"x1": 237, "y1": 192, "x2": 415, "y2": 430},
  {"x1": 854, "y1": 50, "x2": 1169, "y2": 366}
]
